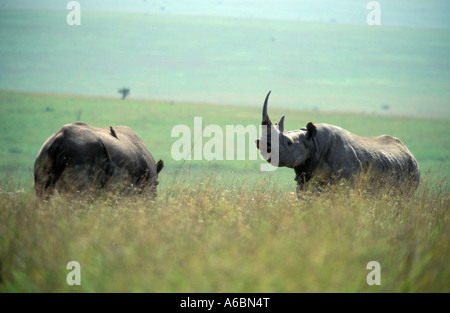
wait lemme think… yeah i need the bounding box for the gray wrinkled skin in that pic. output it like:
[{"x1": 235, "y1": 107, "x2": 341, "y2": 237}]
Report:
[
  {"x1": 34, "y1": 122, "x2": 164, "y2": 199},
  {"x1": 256, "y1": 91, "x2": 420, "y2": 192}
]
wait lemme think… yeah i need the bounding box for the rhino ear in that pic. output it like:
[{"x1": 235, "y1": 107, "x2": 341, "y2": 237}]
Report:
[
  {"x1": 278, "y1": 115, "x2": 285, "y2": 133},
  {"x1": 306, "y1": 122, "x2": 316, "y2": 140},
  {"x1": 156, "y1": 159, "x2": 164, "y2": 174}
]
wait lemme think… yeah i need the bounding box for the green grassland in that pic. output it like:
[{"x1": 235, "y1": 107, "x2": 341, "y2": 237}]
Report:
[
  {"x1": 0, "y1": 90, "x2": 449, "y2": 190},
  {"x1": 1, "y1": 9, "x2": 449, "y2": 117},
  {"x1": 1, "y1": 178, "x2": 448, "y2": 293},
  {"x1": 0, "y1": 7, "x2": 449, "y2": 293},
  {"x1": 0, "y1": 91, "x2": 449, "y2": 292}
]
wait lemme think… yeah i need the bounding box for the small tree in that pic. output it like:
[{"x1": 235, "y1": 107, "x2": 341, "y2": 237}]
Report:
[{"x1": 118, "y1": 87, "x2": 130, "y2": 100}]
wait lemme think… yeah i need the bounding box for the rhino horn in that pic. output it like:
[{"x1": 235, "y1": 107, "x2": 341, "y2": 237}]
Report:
[
  {"x1": 278, "y1": 115, "x2": 285, "y2": 133},
  {"x1": 262, "y1": 91, "x2": 273, "y2": 126}
]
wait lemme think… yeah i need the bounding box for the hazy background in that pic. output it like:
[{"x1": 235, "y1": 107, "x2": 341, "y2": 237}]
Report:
[
  {"x1": 0, "y1": 0, "x2": 449, "y2": 117},
  {"x1": 2, "y1": 0, "x2": 450, "y2": 28}
]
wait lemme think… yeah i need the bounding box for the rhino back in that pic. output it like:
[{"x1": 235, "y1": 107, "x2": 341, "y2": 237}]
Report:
[
  {"x1": 34, "y1": 122, "x2": 159, "y2": 197},
  {"x1": 96, "y1": 125, "x2": 158, "y2": 181},
  {"x1": 313, "y1": 124, "x2": 419, "y2": 182}
]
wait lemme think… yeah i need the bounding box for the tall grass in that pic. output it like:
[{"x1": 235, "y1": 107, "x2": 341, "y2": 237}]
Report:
[{"x1": 0, "y1": 174, "x2": 448, "y2": 292}]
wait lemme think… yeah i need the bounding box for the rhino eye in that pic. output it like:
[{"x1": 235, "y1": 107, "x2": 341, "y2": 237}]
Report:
[{"x1": 287, "y1": 141, "x2": 292, "y2": 146}]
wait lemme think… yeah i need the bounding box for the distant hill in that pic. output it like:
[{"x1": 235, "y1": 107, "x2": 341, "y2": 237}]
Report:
[{"x1": 0, "y1": 7, "x2": 449, "y2": 117}]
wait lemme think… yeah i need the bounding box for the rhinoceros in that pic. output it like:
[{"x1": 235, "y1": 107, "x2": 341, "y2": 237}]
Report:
[
  {"x1": 256, "y1": 91, "x2": 420, "y2": 193},
  {"x1": 34, "y1": 122, "x2": 164, "y2": 198}
]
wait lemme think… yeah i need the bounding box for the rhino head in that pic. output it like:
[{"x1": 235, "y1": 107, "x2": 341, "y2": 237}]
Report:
[{"x1": 256, "y1": 91, "x2": 317, "y2": 168}]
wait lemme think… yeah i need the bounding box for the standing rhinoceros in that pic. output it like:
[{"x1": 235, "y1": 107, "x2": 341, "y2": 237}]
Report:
[
  {"x1": 256, "y1": 91, "x2": 420, "y2": 193},
  {"x1": 34, "y1": 122, "x2": 164, "y2": 198}
]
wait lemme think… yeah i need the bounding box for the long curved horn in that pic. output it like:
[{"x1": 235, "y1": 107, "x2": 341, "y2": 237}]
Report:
[
  {"x1": 278, "y1": 115, "x2": 285, "y2": 133},
  {"x1": 262, "y1": 91, "x2": 272, "y2": 125}
]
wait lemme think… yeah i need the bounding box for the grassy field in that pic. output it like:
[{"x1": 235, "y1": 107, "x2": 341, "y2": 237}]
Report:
[
  {"x1": 0, "y1": 91, "x2": 449, "y2": 292},
  {"x1": 0, "y1": 170, "x2": 448, "y2": 292},
  {"x1": 1, "y1": 9, "x2": 449, "y2": 117},
  {"x1": 0, "y1": 4, "x2": 448, "y2": 294},
  {"x1": 0, "y1": 90, "x2": 449, "y2": 188}
]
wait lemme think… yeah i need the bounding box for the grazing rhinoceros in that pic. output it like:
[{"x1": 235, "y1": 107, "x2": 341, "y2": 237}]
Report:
[
  {"x1": 34, "y1": 122, "x2": 164, "y2": 199},
  {"x1": 256, "y1": 91, "x2": 420, "y2": 193}
]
